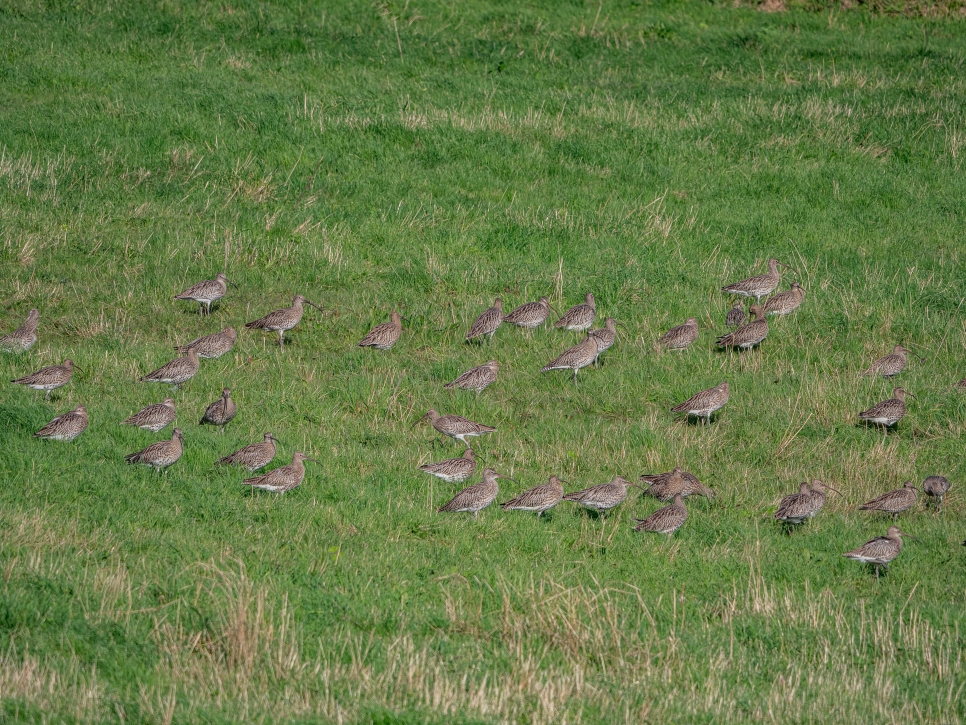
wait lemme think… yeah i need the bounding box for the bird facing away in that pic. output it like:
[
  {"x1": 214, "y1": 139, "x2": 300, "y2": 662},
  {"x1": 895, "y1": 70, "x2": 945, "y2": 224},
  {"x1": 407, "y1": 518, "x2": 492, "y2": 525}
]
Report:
[
  {"x1": 763, "y1": 283, "x2": 806, "y2": 316},
  {"x1": 174, "y1": 272, "x2": 232, "y2": 315},
  {"x1": 671, "y1": 382, "x2": 730, "y2": 424},
  {"x1": 633, "y1": 493, "x2": 688, "y2": 535},
  {"x1": 121, "y1": 399, "x2": 176, "y2": 433},
  {"x1": 199, "y1": 388, "x2": 237, "y2": 429},
  {"x1": 639, "y1": 468, "x2": 716, "y2": 502},
  {"x1": 658, "y1": 318, "x2": 699, "y2": 351},
  {"x1": 438, "y1": 467, "x2": 514, "y2": 516},
  {"x1": 921, "y1": 475, "x2": 950, "y2": 512},
  {"x1": 588, "y1": 318, "x2": 617, "y2": 363},
  {"x1": 242, "y1": 451, "x2": 317, "y2": 493},
  {"x1": 774, "y1": 479, "x2": 840, "y2": 526},
  {"x1": 444, "y1": 360, "x2": 499, "y2": 393},
  {"x1": 12, "y1": 359, "x2": 79, "y2": 401},
  {"x1": 34, "y1": 406, "x2": 89, "y2": 441},
  {"x1": 466, "y1": 298, "x2": 503, "y2": 342},
  {"x1": 859, "y1": 481, "x2": 919, "y2": 518},
  {"x1": 956, "y1": 378, "x2": 966, "y2": 391},
  {"x1": 174, "y1": 326, "x2": 237, "y2": 359},
  {"x1": 859, "y1": 387, "x2": 912, "y2": 428},
  {"x1": 419, "y1": 448, "x2": 477, "y2": 484},
  {"x1": 540, "y1": 336, "x2": 599, "y2": 383},
  {"x1": 725, "y1": 301, "x2": 746, "y2": 329},
  {"x1": 554, "y1": 293, "x2": 596, "y2": 331},
  {"x1": 0, "y1": 309, "x2": 40, "y2": 353},
  {"x1": 843, "y1": 526, "x2": 917, "y2": 577},
  {"x1": 140, "y1": 349, "x2": 200, "y2": 389},
  {"x1": 217, "y1": 433, "x2": 279, "y2": 472},
  {"x1": 245, "y1": 295, "x2": 323, "y2": 348},
  {"x1": 125, "y1": 428, "x2": 184, "y2": 474},
  {"x1": 562, "y1": 476, "x2": 637, "y2": 514},
  {"x1": 501, "y1": 475, "x2": 565, "y2": 518},
  {"x1": 716, "y1": 305, "x2": 768, "y2": 349},
  {"x1": 862, "y1": 345, "x2": 917, "y2": 378},
  {"x1": 358, "y1": 311, "x2": 403, "y2": 350},
  {"x1": 416, "y1": 409, "x2": 496, "y2": 447},
  {"x1": 503, "y1": 296, "x2": 554, "y2": 331},
  {"x1": 722, "y1": 258, "x2": 794, "y2": 303}
]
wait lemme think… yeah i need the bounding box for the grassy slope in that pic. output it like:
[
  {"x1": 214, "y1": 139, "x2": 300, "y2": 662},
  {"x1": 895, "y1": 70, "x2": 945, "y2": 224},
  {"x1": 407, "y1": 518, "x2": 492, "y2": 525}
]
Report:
[{"x1": 1, "y1": 0, "x2": 965, "y2": 722}]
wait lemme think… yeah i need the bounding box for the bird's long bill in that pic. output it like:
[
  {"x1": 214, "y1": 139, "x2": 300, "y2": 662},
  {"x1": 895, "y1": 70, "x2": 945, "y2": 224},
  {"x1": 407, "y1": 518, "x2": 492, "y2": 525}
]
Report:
[
  {"x1": 271, "y1": 435, "x2": 282, "y2": 444},
  {"x1": 305, "y1": 299, "x2": 324, "y2": 312},
  {"x1": 900, "y1": 532, "x2": 922, "y2": 542},
  {"x1": 303, "y1": 457, "x2": 320, "y2": 465},
  {"x1": 72, "y1": 365, "x2": 85, "y2": 375},
  {"x1": 778, "y1": 261, "x2": 800, "y2": 274},
  {"x1": 226, "y1": 278, "x2": 237, "y2": 287},
  {"x1": 496, "y1": 475, "x2": 519, "y2": 485},
  {"x1": 548, "y1": 304, "x2": 561, "y2": 318},
  {"x1": 826, "y1": 484, "x2": 843, "y2": 496},
  {"x1": 906, "y1": 392, "x2": 918, "y2": 400},
  {"x1": 409, "y1": 414, "x2": 430, "y2": 430}
]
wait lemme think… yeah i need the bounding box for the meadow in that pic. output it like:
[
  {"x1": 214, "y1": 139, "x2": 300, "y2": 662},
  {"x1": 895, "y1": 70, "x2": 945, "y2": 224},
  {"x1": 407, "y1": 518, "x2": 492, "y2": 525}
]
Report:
[{"x1": 2, "y1": 0, "x2": 966, "y2": 722}]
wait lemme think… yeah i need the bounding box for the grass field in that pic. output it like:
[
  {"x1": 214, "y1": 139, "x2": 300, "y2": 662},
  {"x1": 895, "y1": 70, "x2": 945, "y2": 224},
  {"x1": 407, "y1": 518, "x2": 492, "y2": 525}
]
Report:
[{"x1": 2, "y1": 0, "x2": 966, "y2": 722}]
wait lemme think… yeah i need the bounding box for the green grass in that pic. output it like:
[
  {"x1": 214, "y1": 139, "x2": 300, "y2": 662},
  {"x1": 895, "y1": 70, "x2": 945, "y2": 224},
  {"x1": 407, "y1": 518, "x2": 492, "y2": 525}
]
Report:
[{"x1": 2, "y1": 0, "x2": 966, "y2": 722}]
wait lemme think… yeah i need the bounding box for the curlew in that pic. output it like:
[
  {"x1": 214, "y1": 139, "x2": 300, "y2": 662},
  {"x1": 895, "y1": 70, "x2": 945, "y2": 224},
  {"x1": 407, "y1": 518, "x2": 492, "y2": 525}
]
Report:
[
  {"x1": 774, "y1": 479, "x2": 840, "y2": 526},
  {"x1": 640, "y1": 467, "x2": 715, "y2": 502},
  {"x1": 121, "y1": 399, "x2": 176, "y2": 433},
  {"x1": 956, "y1": 378, "x2": 966, "y2": 391},
  {"x1": 562, "y1": 476, "x2": 638, "y2": 515},
  {"x1": 217, "y1": 433, "x2": 279, "y2": 472},
  {"x1": 725, "y1": 301, "x2": 746, "y2": 329},
  {"x1": 174, "y1": 326, "x2": 237, "y2": 359},
  {"x1": 174, "y1": 272, "x2": 232, "y2": 315},
  {"x1": 554, "y1": 293, "x2": 596, "y2": 332},
  {"x1": 843, "y1": 526, "x2": 917, "y2": 578},
  {"x1": 12, "y1": 359, "x2": 79, "y2": 401},
  {"x1": 358, "y1": 311, "x2": 403, "y2": 350},
  {"x1": 466, "y1": 298, "x2": 503, "y2": 342},
  {"x1": 671, "y1": 382, "x2": 730, "y2": 424},
  {"x1": 922, "y1": 475, "x2": 950, "y2": 512},
  {"x1": 245, "y1": 295, "x2": 323, "y2": 348},
  {"x1": 140, "y1": 349, "x2": 200, "y2": 389},
  {"x1": 862, "y1": 345, "x2": 918, "y2": 378},
  {"x1": 633, "y1": 493, "x2": 688, "y2": 535},
  {"x1": 588, "y1": 318, "x2": 618, "y2": 364},
  {"x1": 419, "y1": 448, "x2": 477, "y2": 484},
  {"x1": 541, "y1": 336, "x2": 599, "y2": 383},
  {"x1": 199, "y1": 388, "x2": 237, "y2": 430},
  {"x1": 722, "y1": 258, "x2": 795, "y2": 303},
  {"x1": 859, "y1": 481, "x2": 919, "y2": 518},
  {"x1": 658, "y1": 318, "x2": 699, "y2": 351},
  {"x1": 125, "y1": 428, "x2": 183, "y2": 474},
  {"x1": 444, "y1": 360, "x2": 499, "y2": 393},
  {"x1": 503, "y1": 296, "x2": 555, "y2": 333},
  {"x1": 763, "y1": 283, "x2": 806, "y2": 316},
  {"x1": 242, "y1": 451, "x2": 316, "y2": 493},
  {"x1": 501, "y1": 475, "x2": 566, "y2": 518},
  {"x1": 34, "y1": 406, "x2": 89, "y2": 441},
  {"x1": 717, "y1": 305, "x2": 768, "y2": 350},
  {"x1": 415, "y1": 409, "x2": 496, "y2": 448},
  {"x1": 0, "y1": 309, "x2": 40, "y2": 353},
  {"x1": 858, "y1": 387, "x2": 912, "y2": 429},
  {"x1": 438, "y1": 467, "x2": 514, "y2": 516}
]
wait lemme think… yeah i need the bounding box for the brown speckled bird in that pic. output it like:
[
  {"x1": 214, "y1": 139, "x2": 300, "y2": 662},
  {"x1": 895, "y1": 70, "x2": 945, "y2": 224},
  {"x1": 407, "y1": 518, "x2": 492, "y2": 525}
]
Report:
[
  {"x1": 658, "y1": 318, "x2": 699, "y2": 351},
  {"x1": 541, "y1": 336, "x2": 599, "y2": 383},
  {"x1": 722, "y1": 258, "x2": 795, "y2": 303},
  {"x1": 501, "y1": 475, "x2": 565, "y2": 518},
  {"x1": 774, "y1": 479, "x2": 839, "y2": 526},
  {"x1": 843, "y1": 526, "x2": 917, "y2": 578},
  {"x1": 763, "y1": 283, "x2": 805, "y2": 316},
  {"x1": 245, "y1": 295, "x2": 323, "y2": 348},
  {"x1": 125, "y1": 428, "x2": 184, "y2": 474},
  {"x1": 0, "y1": 309, "x2": 40, "y2": 353},
  {"x1": 554, "y1": 293, "x2": 596, "y2": 331},
  {"x1": 174, "y1": 272, "x2": 232, "y2": 315},
  {"x1": 438, "y1": 467, "x2": 513, "y2": 517},
  {"x1": 242, "y1": 451, "x2": 316, "y2": 493},
  {"x1": 34, "y1": 406, "x2": 89, "y2": 441},
  {"x1": 174, "y1": 326, "x2": 237, "y2": 359},
  {"x1": 562, "y1": 476, "x2": 638, "y2": 515},
  {"x1": 862, "y1": 345, "x2": 918, "y2": 378},
  {"x1": 216, "y1": 433, "x2": 279, "y2": 472},
  {"x1": 121, "y1": 399, "x2": 176, "y2": 433},
  {"x1": 859, "y1": 387, "x2": 912, "y2": 428},
  {"x1": 416, "y1": 409, "x2": 496, "y2": 448},
  {"x1": 633, "y1": 493, "x2": 688, "y2": 535},
  {"x1": 358, "y1": 311, "x2": 403, "y2": 350},
  {"x1": 199, "y1": 388, "x2": 237, "y2": 430},
  {"x1": 717, "y1": 305, "x2": 768, "y2": 349},
  {"x1": 640, "y1": 467, "x2": 715, "y2": 502},
  {"x1": 725, "y1": 301, "x2": 745, "y2": 329},
  {"x1": 503, "y1": 296, "x2": 554, "y2": 332},
  {"x1": 445, "y1": 360, "x2": 499, "y2": 393},
  {"x1": 859, "y1": 481, "x2": 919, "y2": 518},
  {"x1": 12, "y1": 359, "x2": 80, "y2": 401},
  {"x1": 922, "y1": 475, "x2": 950, "y2": 512},
  {"x1": 588, "y1": 318, "x2": 617, "y2": 363},
  {"x1": 140, "y1": 349, "x2": 199, "y2": 389},
  {"x1": 466, "y1": 298, "x2": 503, "y2": 342},
  {"x1": 419, "y1": 448, "x2": 477, "y2": 484},
  {"x1": 671, "y1": 382, "x2": 730, "y2": 424}
]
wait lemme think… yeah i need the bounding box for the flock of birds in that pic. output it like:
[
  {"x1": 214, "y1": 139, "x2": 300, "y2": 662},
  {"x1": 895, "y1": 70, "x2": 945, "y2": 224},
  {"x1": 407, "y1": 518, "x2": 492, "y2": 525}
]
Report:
[{"x1": 3, "y1": 257, "x2": 964, "y2": 578}]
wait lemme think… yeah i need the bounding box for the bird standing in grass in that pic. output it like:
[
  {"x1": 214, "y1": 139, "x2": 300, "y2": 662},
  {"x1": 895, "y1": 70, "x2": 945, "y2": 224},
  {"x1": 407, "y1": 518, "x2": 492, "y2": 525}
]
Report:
[
  {"x1": 0, "y1": 309, "x2": 40, "y2": 353},
  {"x1": 245, "y1": 295, "x2": 323, "y2": 349},
  {"x1": 199, "y1": 388, "x2": 237, "y2": 430},
  {"x1": 174, "y1": 326, "x2": 237, "y2": 359},
  {"x1": 588, "y1": 318, "x2": 618, "y2": 364},
  {"x1": 633, "y1": 493, "x2": 688, "y2": 535},
  {"x1": 541, "y1": 336, "x2": 599, "y2": 383},
  {"x1": 554, "y1": 293, "x2": 596, "y2": 332},
  {"x1": 922, "y1": 475, "x2": 950, "y2": 512},
  {"x1": 843, "y1": 526, "x2": 917, "y2": 578},
  {"x1": 357, "y1": 311, "x2": 403, "y2": 350},
  {"x1": 774, "y1": 479, "x2": 839, "y2": 526},
  {"x1": 859, "y1": 481, "x2": 919, "y2": 518},
  {"x1": 216, "y1": 433, "x2": 279, "y2": 472},
  {"x1": 658, "y1": 318, "x2": 699, "y2": 351},
  {"x1": 640, "y1": 468, "x2": 715, "y2": 502},
  {"x1": 174, "y1": 272, "x2": 232, "y2": 315},
  {"x1": 717, "y1": 305, "x2": 768, "y2": 350},
  {"x1": 34, "y1": 406, "x2": 89, "y2": 441},
  {"x1": 501, "y1": 475, "x2": 565, "y2": 518},
  {"x1": 125, "y1": 428, "x2": 183, "y2": 474},
  {"x1": 419, "y1": 448, "x2": 477, "y2": 483},
  {"x1": 503, "y1": 296, "x2": 555, "y2": 333},
  {"x1": 438, "y1": 467, "x2": 513, "y2": 517},
  {"x1": 12, "y1": 359, "x2": 80, "y2": 401},
  {"x1": 562, "y1": 476, "x2": 638, "y2": 515},
  {"x1": 444, "y1": 360, "x2": 499, "y2": 392},
  {"x1": 671, "y1": 382, "x2": 730, "y2": 424},
  {"x1": 858, "y1": 388, "x2": 911, "y2": 429},
  {"x1": 725, "y1": 301, "x2": 745, "y2": 329},
  {"x1": 415, "y1": 409, "x2": 496, "y2": 448},
  {"x1": 862, "y1": 345, "x2": 918, "y2": 378},
  {"x1": 465, "y1": 298, "x2": 503, "y2": 342},
  {"x1": 762, "y1": 283, "x2": 806, "y2": 316},
  {"x1": 722, "y1": 258, "x2": 795, "y2": 303},
  {"x1": 140, "y1": 349, "x2": 199, "y2": 389},
  {"x1": 122, "y1": 399, "x2": 177, "y2": 432},
  {"x1": 242, "y1": 451, "x2": 317, "y2": 493}
]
